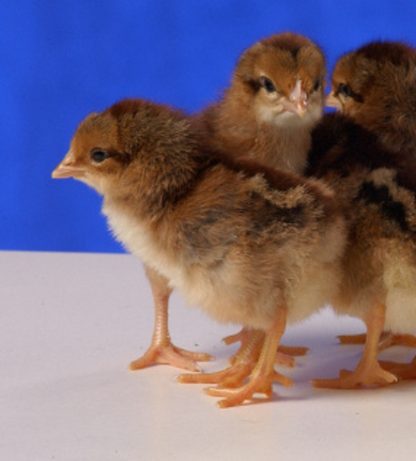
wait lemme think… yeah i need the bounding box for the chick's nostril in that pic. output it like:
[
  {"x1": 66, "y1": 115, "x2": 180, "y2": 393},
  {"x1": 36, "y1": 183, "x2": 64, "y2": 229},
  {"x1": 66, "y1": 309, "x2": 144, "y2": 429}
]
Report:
[
  {"x1": 294, "y1": 96, "x2": 308, "y2": 112},
  {"x1": 61, "y1": 152, "x2": 75, "y2": 167}
]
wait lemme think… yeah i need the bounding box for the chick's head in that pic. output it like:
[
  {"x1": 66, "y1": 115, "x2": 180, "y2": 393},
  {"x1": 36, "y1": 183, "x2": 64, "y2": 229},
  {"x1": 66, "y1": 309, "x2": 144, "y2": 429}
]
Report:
[
  {"x1": 52, "y1": 100, "x2": 199, "y2": 198},
  {"x1": 234, "y1": 32, "x2": 326, "y2": 128},
  {"x1": 52, "y1": 110, "x2": 128, "y2": 194},
  {"x1": 328, "y1": 41, "x2": 416, "y2": 135}
]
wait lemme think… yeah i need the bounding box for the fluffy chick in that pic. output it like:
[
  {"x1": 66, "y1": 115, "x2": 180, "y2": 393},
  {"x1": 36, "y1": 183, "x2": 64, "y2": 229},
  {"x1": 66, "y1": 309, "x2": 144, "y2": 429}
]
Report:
[
  {"x1": 329, "y1": 41, "x2": 416, "y2": 351},
  {"x1": 308, "y1": 41, "x2": 416, "y2": 388},
  {"x1": 198, "y1": 32, "x2": 325, "y2": 173},
  {"x1": 52, "y1": 99, "x2": 345, "y2": 406},
  {"x1": 328, "y1": 41, "x2": 416, "y2": 158},
  {"x1": 136, "y1": 31, "x2": 326, "y2": 374},
  {"x1": 187, "y1": 32, "x2": 326, "y2": 374},
  {"x1": 330, "y1": 40, "x2": 416, "y2": 348}
]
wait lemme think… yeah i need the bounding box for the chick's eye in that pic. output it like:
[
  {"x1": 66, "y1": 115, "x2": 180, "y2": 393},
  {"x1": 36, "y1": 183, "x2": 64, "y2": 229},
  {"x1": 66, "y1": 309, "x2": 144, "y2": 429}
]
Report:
[
  {"x1": 259, "y1": 76, "x2": 276, "y2": 93},
  {"x1": 313, "y1": 79, "x2": 321, "y2": 91},
  {"x1": 338, "y1": 83, "x2": 353, "y2": 98},
  {"x1": 90, "y1": 149, "x2": 110, "y2": 163}
]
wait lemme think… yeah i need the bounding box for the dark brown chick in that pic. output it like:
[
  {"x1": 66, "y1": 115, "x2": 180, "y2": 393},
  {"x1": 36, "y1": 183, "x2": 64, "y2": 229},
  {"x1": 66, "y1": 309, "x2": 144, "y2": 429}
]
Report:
[
  {"x1": 52, "y1": 99, "x2": 345, "y2": 407},
  {"x1": 327, "y1": 41, "x2": 416, "y2": 159},
  {"x1": 308, "y1": 41, "x2": 416, "y2": 388},
  {"x1": 329, "y1": 40, "x2": 416, "y2": 352},
  {"x1": 331, "y1": 40, "x2": 416, "y2": 348}
]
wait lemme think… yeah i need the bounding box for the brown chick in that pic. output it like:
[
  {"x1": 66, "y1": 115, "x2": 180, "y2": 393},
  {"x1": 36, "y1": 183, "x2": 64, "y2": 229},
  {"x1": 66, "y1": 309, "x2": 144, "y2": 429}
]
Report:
[
  {"x1": 328, "y1": 41, "x2": 416, "y2": 353},
  {"x1": 185, "y1": 32, "x2": 326, "y2": 376},
  {"x1": 135, "y1": 31, "x2": 327, "y2": 375},
  {"x1": 307, "y1": 41, "x2": 416, "y2": 388},
  {"x1": 198, "y1": 32, "x2": 325, "y2": 172},
  {"x1": 52, "y1": 98, "x2": 345, "y2": 407}
]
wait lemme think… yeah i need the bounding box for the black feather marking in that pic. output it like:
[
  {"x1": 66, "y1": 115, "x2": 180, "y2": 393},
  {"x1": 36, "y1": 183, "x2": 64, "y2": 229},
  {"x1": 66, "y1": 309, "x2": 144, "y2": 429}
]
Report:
[
  {"x1": 357, "y1": 181, "x2": 408, "y2": 231},
  {"x1": 248, "y1": 192, "x2": 305, "y2": 233}
]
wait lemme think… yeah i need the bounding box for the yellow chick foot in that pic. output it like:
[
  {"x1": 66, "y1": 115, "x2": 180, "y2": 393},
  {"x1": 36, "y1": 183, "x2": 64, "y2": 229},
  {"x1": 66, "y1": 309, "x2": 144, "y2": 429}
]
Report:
[
  {"x1": 313, "y1": 362, "x2": 398, "y2": 389},
  {"x1": 178, "y1": 329, "x2": 265, "y2": 387},
  {"x1": 207, "y1": 310, "x2": 293, "y2": 408},
  {"x1": 205, "y1": 368, "x2": 293, "y2": 408},
  {"x1": 130, "y1": 265, "x2": 214, "y2": 371},
  {"x1": 178, "y1": 362, "x2": 253, "y2": 387},
  {"x1": 130, "y1": 342, "x2": 213, "y2": 372},
  {"x1": 315, "y1": 303, "x2": 398, "y2": 389},
  {"x1": 380, "y1": 356, "x2": 416, "y2": 380},
  {"x1": 205, "y1": 380, "x2": 274, "y2": 409}
]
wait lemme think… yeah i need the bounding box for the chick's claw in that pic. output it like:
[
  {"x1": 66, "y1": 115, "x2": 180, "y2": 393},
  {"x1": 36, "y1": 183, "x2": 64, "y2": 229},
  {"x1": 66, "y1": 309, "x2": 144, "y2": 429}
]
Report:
[
  {"x1": 179, "y1": 328, "x2": 266, "y2": 387},
  {"x1": 271, "y1": 370, "x2": 294, "y2": 387},
  {"x1": 178, "y1": 362, "x2": 252, "y2": 387},
  {"x1": 130, "y1": 343, "x2": 213, "y2": 372},
  {"x1": 205, "y1": 372, "x2": 278, "y2": 408},
  {"x1": 178, "y1": 361, "x2": 293, "y2": 390}
]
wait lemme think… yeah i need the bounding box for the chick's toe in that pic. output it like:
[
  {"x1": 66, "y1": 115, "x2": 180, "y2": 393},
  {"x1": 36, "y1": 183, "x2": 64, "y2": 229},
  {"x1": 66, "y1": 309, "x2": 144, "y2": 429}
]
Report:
[
  {"x1": 130, "y1": 343, "x2": 213, "y2": 372},
  {"x1": 380, "y1": 356, "x2": 416, "y2": 380}
]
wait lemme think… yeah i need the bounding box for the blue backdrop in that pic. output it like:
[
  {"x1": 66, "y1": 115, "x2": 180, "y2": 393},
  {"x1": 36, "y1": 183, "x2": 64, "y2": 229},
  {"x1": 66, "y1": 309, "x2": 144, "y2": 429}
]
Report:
[{"x1": 2, "y1": 0, "x2": 416, "y2": 253}]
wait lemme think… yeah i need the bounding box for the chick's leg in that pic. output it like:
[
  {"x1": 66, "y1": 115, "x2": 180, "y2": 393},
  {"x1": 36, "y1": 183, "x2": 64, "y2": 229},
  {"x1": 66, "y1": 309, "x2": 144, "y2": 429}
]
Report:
[
  {"x1": 314, "y1": 302, "x2": 398, "y2": 389},
  {"x1": 224, "y1": 327, "x2": 308, "y2": 368},
  {"x1": 206, "y1": 307, "x2": 291, "y2": 408},
  {"x1": 129, "y1": 266, "x2": 213, "y2": 372},
  {"x1": 179, "y1": 329, "x2": 280, "y2": 388}
]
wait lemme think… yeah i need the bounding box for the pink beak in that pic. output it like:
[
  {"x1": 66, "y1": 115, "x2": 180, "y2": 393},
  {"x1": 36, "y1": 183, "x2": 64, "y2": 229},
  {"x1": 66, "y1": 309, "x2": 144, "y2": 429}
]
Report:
[
  {"x1": 287, "y1": 79, "x2": 308, "y2": 117},
  {"x1": 325, "y1": 92, "x2": 342, "y2": 110},
  {"x1": 51, "y1": 152, "x2": 83, "y2": 179}
]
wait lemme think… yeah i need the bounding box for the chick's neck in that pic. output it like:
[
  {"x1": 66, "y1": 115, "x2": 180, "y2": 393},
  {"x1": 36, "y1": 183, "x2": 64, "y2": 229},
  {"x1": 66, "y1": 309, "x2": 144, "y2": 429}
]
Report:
[
  {"x1": 358, "y1": 80, "x2": 416, "y2": 159},
  {"x1": 210, "y1": 85, "x2": 312, "y2": 175},
  {"x1": 373, "y1": 119, "x2": 416, "y2": 159},
  {"x1": 104, "y1": 146, "x2": 215, "y2": 224}
]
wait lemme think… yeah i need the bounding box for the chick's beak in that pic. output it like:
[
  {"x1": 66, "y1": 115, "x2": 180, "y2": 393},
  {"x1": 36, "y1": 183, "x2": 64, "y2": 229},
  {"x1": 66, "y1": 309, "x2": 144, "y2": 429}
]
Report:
[
  {"x1": 287, "y1": 79, "x2": 308, "y2": 117},
  {"x1": 325, "y1": 92, "x2": 342, "y2": 110},
  {"x1": 51, "y1": 152, "x2": 82, "y2": 179}
]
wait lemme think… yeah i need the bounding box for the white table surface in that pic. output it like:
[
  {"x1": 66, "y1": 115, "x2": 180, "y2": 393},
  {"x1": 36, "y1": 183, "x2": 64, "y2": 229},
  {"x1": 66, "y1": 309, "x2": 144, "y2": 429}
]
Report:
[{"x1": 1, "y1": 251, "x2": 415, "y2": 461}]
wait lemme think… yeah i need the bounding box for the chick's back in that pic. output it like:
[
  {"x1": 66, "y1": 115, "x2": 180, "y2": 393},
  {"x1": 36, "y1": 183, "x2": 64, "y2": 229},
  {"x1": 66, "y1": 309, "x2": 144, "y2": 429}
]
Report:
[
  {"x1": 308, "y1": 113, "x2": 416, "y2": 330},
  {"x1": 145, "y1": 144, "x2": 346, "y2": 330}
]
